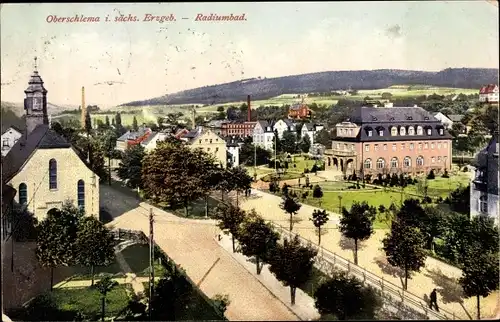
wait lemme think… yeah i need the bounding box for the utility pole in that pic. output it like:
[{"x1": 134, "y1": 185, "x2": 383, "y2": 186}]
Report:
[
  {"x1": 148, "y1": 208, "x2": 155, "y2": 319},
  {"x1": 108, "y1": 142, "x2": 112, "y2": 186},
  {"x1": 254, "y1": 143, "x2": 257, "y2": 175}
]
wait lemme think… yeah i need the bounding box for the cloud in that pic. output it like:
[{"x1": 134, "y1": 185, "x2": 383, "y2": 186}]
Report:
[{"x1": 385, "y1": 24, "x2": 402, "y2": 39}]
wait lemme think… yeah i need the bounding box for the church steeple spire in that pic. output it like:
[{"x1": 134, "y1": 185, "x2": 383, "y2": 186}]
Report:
[{"x1": 24, "y1": 57, "x2": 49, "y2": 134}]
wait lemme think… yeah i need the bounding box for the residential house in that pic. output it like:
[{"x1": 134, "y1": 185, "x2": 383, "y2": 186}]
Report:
[
  {"x1": 140, "y1": 131, "x2": 171, "y2": 153},
  {"x1": 324, "y1": 105, "x2": 453, "y2": 176},
  {"x1": 205, "y1": 120, "x2": 225, "y2": 136},
  {"x1": 470, "y1": 134, "x2": 498, "y2": 225},
  {"x1": 174, "y1": 128, "x2": 190, "y2": 140},
  {"x1": 225, "y1": 136, "x2": 245, "y2": 168},
  {"x1": 288, "y1": 102, "x2": 312, "y2": 120},
  {"x1": 1, "y1": 126, "x2": 23, "y2": 157},
  {"x1": 115, "y1": 126, "x2": 153, "y2": 152},
  {"x1": 273, "y1": 119, "x2": 297, "y2": 139},
  {"x1": 433, "y1": 112, "x2": 453, "y2": 129},
  {"x1": 300, "y1": 123, "x2": 324, "y2": 146},
  {"x1": 479, "y1": 84, "x2": 499, "y2": 103},
  {"x1": 2, "y1": 66, "x2": 99, "y2": 221},
  {"x1": 186, "y1": 128, "x2": 227, "y2": 168},
  {"x1": 253, "y1": 120, "x2": 275, "y2": 151}
]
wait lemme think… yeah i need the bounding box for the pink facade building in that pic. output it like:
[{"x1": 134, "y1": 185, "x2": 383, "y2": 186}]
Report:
[{"x1": 324, "y1": 106, "x2": 453, "y2": 177}]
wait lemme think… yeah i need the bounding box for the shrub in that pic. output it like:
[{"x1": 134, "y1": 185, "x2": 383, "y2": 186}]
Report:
[
  {"x1": 442, "y1": 170, "x2": 449, "y2": 178},
  {"x1": 427, "y1": 170, "x2": 435, "y2": 180},
  {"x1": 304, "y1": 168, "x2": 310, "y2": 174}
]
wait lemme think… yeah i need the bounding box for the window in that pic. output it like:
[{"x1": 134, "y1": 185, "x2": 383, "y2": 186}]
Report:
[
  {"x1": 391, "y1": 157, "x2": 398, "y2": 168},
  {"x1": 439, "y1": 128, "x2": 444, "y2": 135},
  {"x1": 431, "y1": 157, "x2": 435, "y2": 163},
  {"x1": 379, "y1": 130, "x2": 384, "y2": 136},
  {"x1": 410, "y1": 143, "x2": 414, "y2": 150},
  {"x1": 336, "y1": 143, "x2": 340, "y2": 149},
  {"x1": 392, "y1": 144, "x2": 396, "y2": 151},
  {"x1": 383, "y1": 144, "x2": 387, "y2": 150},
  {"x1": 2, "y1": 139, "x2": 9, "y2": 147},
  {"x1": 400, "y1": 127, "x2": 406, "y2": 136},
  {"x1": 408, "y1": 126, "x2": 415, "y2": 135},
  {"x1": 368, "y1": 130, "x2": 373, "y2": 137},
  {"x1": 401, "y1": 143, "x2": 405, "y2": 150},
  {"x1": 404, "y1": 157, "x2": 411, "y2": 167},
  {"x1": 350, "y1": 129, "x2": 353, "y2": 136},
  {"x1": 438, "y1": 143, "x2": 441, "y2": 149},
  {"x1": 207, "y1": 147, "x2": 211, "y2": 151},
  {"x1": 391, "y1": 127, "x2": 398, "y2": 136},
  {"x1": 444, "y1": 143, "x2": 448, "y2": 149},
  {"x1": 416, "y1": 156, "x2": 424, "y2": 166},
  {"x1": 377, "y1": 158, "x2": 385, "y2": 169},
  {"x1": 210, "y1": 139, "x2": 213, "y2": 144},
  {"x1": 424, "y1": 143, "x2": 428, "y2": 149},
  {"x1": 49, "y1": 159, "x2": 57, "y2": 190},
  {"x1": 417, "y1": 126, "x2": 423, "y2": 135},
  {"x1": 364, "y1": 159, "x2": 372, "y2": 169},
  {"x1": 427, "y1": 129, "x2": 432, "y2": 135},
  {"x1": 199, "y1": 139, "x2": 202, "y2": 144},
  {"x1": 438, "y1": 156, "x2": 442, "y2": 163},
  {"x1": 431, "y1": 143, "x2": 435, "y2": 149},
  {"x1": 351, "y1": 144, "x2": 355, "y2": 151},
  {"x1": 365, "y1": 144, "x2": 369, "y2": 152},
  {"x1": 374, "y1": 144, "x2": 379, "y2": 151},
  {"x1": 479, "y1": 193, "x2": 488, "y2": 213},
  {"x1": 77, "y1": 180, "x2": 85, "y2": 210},
  {"x1": 344, "y1": 144, "x2": 348, "y2": 150},
  {"x1": 215, "y1": 147, "x2": 219, "y2": 152},
  {"x1": 19, "y1": 183, "x2": 27, "y2": 205},
  {"x1": 418, "y1": 143, "x2": 422, "y2": 150}
]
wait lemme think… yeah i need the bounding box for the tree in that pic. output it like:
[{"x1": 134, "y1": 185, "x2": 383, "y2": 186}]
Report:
[
  {"x1": 268, "y1": 235, "x2": 317, "y2": 305},
  {"x1": 230, "y1": 166, "x2": 253, "y2": 206},
  {"x1": 272, "y1": 130, "x2": 282, "y2": 153},
  {"x1": 239, "y1": 142, "x2": 271, "y2": 166},
  {"x1": 314, "y1": 128, "x2": 332, "y2": 147},
  {"x1": 339, "y1": 202, "x2": 376, "y2": 265},
  {"x1": 459, "y1": 249, "x2": 499, "y2": 320},
  {"x1": 111, "y1": 118, "x2": 115, "y2": 127},
  {"x1": 74, "y1": 216, "x2": 116, "y2": 286},
  {"x1": 36, "y1": 201, "x2": 83, "y2": 290},
  {"x1": 281, "y1": 130, "x2": 297, "y2": 154},
  {"x1": 115, "y1": 112, "x2": 122, "y2": 128},
  {"x1": 117, "y1": 144, "x2": 146, "y2": 189},
  {"x1": 299, "y1": 134, "x2": 311, "y2": 153},
  {"x1": 447, "y1": 184, "x2": 470, "y2": 215},
  {"x1": 382, "y1": 219, "x2": 427, "y2": 290},
  {"x1": 85, "y1": 111, "x2": 92, "y2": 134},
  {"x1": 216, "y1": 167, "x2": 236, "y2": 202},
  {"x1": 216, "y1": 106, "x2": 224, "y2": 112},
  {"x1": 312, "y1": 185, "x2": 323, "y2": 206},
  {"x1": 381, "y1": 92, "x2": 393, "y2": 99},
  {"x1": 214, "y1": 203, "x2": 247, "y2": 252},
  {"x1": 314, "y1": 270, "x2": 382, "y2": 320},
  {"x1": 105, "y1": 115, "x2": 110, "y2": 127},
  {"x1": 142, "y1": 141, "x2": 211, "y2": 216},
  {"x1": 95, "y1": 275, "x2": 119, "y2": 321},
  {"x1": 421, "y1": 206, "x2": 447, "y2": 252},
  {"x1": 200, "y1": 162, "x2": 223, "y2": 218},
  {"x1": 132, "y1": 115, "x2": 138, "y2": 131},
  {"x1": 238, "y1": 213, "x2": 280, "y2": 274},
  {"x1": 280, "y1": 195, "x2": 301, "y2": 232},
  {"x1": 88, "y1": 137, "x2": 108, "y2": 182},
  {"x1": 310, "y1": 209, "x2": 329, "y2": 246}
]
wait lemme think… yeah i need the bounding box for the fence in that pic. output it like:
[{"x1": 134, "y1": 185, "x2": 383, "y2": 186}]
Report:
[
  {"x1": 111, "y1": 228, "x2": 227, "y2": 320},
  {"x1": 269, "y1": 222, "x2": 458, "y2": 321}
]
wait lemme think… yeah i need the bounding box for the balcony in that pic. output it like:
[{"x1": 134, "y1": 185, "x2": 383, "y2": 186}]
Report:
[{"x1": 324, "y1": 149, "x2": 357, "y2": 157}]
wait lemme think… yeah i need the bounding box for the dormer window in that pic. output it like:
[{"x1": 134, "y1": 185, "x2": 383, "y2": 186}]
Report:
[
  {"x1": 391, "y1": 127, "x2": 398, "y2": 136},
  {"x1": 439, "y1": 128, "x2": 444, "y2": 135},
  {"x1": 408, "y1": 126, "x2": 415, "y2": 135},
  {"x1": 390, "y1": 117, "x2": 395, "y2": 121},
  {"x1": 427, "y1": 129, "x2": 432, "y2": 136},
  {"x1": 417, "y1": 126, "x2": 423, "y2": 135},
  {"x1": 406, "y1": 116, "x2": 413, "y2": 121},
  {"x1": 400, "y1": 127, "x2": 406, "y2": 136},
  {"x1": 379, "y1": 130, "x2": 383, "y2": 136},
  {"x1": 424, "y1": 116, "x2": 429, "y2": 120},
  {"x1": 368, "y1": 130, "x2": 373, "y2": 137}
]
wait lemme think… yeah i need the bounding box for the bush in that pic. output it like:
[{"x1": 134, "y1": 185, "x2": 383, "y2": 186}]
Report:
[
  {"x1": 427, "y1": 170, "x2": 435, "y2": 180},
  {"x1": 462, "y1": 166, "x2": 468, "y2": 172},
  {"x1": 302, "y1": 192, "x2": 309, "y2": 200},
  {"x1": 421, "y1": 196, "x2": 432, "y2": 204},
  {"x1": 442, "y1": 170, "x2": 449, "y2": 178},
  {"x1": 304, "y1": 168, "x2": 310, "y2": 174}
]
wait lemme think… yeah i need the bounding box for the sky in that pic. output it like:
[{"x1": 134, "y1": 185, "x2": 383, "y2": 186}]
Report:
[{"x1": 0, "y1": 1, "x2": 498, "y2": 107}]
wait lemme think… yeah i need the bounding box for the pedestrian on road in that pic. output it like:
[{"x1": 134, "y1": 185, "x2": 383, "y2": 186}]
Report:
[{"x1": 429, "y1": 288, "x2": 439, "y2": 312}]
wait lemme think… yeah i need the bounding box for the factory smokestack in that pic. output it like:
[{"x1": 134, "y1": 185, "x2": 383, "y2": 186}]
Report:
[
  {"x1": 81, "y1": 86, "x2": 86, "y2": 129},
  {"x1": 247, "y1": 95, "x2": 251, "y2": 122}
]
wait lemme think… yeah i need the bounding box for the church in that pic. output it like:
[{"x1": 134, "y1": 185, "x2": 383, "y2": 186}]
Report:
[{"x1": 1, "y1": 61, "x2": 100, "y2": 221}]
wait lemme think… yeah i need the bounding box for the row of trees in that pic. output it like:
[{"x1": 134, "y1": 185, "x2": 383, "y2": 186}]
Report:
[{"x1": 214, "y1": 202, "x2": 382, "y2": 319}]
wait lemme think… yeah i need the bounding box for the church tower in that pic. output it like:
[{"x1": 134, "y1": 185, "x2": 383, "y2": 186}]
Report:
[{"x1": 24, "y1": 57, "x2": 49, "y2": 134}]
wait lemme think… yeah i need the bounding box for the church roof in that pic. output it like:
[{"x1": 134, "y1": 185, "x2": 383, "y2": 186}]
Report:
[
  {"x1": 1, "y1": 124, "x2": 71, "y2": 183},
  {"x1": 24, "y1": 71, "x2": 47, "y2": 94}
]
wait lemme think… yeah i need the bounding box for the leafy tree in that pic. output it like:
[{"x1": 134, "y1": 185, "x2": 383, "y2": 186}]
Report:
[
  {"x1": 310, "y1": 209, "x2": 329, "y2": 246},
  {"x1": 314, "y1": 128, "x2": 332, "y2": 147},
  {"x1": 132, "y1": 115, "x2": 138, "y2": 131},
  {"x1": 421, "y1": 206, "x2": 447, "y2": 252},
  {"x1": 216, "y1": 167, "x2": 236, "y2": 202},
  {"x1": 395, "y1": 198, "x2": 427, "y2": 230},
  {"x1": 314, "y1": 270, "x2": 382, "y2": 320},
  {"x1": 382, "y1": 219, "x2": 427, "y2": 290},
  {"x1": 339, "y1": 202, "x2": 376, "y2": 265},
  {"x1": 74, "y1": 216, "x2": 116, "y2": 286},
  {"x1": 10, "y1": 208, "x2": 38, "y2": 242},
  {"x1": 200, "y1": 162, "x2": 222, "y2": 218},
  {"x1": 214, "y1": 203, "x2": 247, "y2": 252},
  {"x1": 111, "y1": 118, "x2": 115, "y2": 126},
  {"x1": 88, "y1": 137, "x2": 108, "y2": 182},
  {"x1": 447, "y1": 184, "x2": 470, "y2": 215},
  {"x1": 85, "y1": 110, "x2": 92, "y2": 134},
  {"x1": 312, "y1": 184, "x2": 323, "y2": 206},
  {"x1": 105, "y1": 115, "x2": 110, "y2": 127},
  {"x1": 281, "y1": 130, "x2": 297, "y2": 154},
  {"x1": 459, "y1": 248, "x2": 499, "y2": 320},
  {"x1": 36, "y1": 201, "x2": 83, "y2": 290},
  {"x1": 100, "y1": 129, "x2": 118, "y2": 157},
  {"x1": 238, "y1": 213, "x2": 280, "y2": 274},
  {"x1": 268, "y1": 235, "x2": 317, "y2": 305},
  {"x1": 239, "y1": 142, "x2": 271, "y2": 166},
  {"x1": 95, "y1": 275, "x2": 119, "y2": 321},
  {"x1": 299, "y1": 134, "x2": 311, "y2": 153},
  {"x1": 117, "y1": 144, "x2": 146, "y2": 189},
  {"x1": 216, "y1": 106, "x2": 224, "y2": 112},
  {"x1": 212, "y1": 294, "x2": 231, "y2": 315},
  {"x1": 142, "y1": 141, "x2": 211, "y2": 216},
  {"x1": 115, "y1": 112, "x2": 122, "y2": 128},
  {"x1": 230, "y1": 166, "x2": 253, "y2": 206},
  {"x1": 280, "y1": 195, "x2": 301, "y2": 232}
]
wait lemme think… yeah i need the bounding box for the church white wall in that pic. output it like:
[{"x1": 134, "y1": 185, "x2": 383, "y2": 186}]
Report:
[{"x1": 8, "y1": 148, "x2": 100, "y2": 222}]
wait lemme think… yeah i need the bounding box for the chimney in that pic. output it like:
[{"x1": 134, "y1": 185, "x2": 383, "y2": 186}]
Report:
[
  {"x1": 191, "y1": 106, "x2": 196, "y2": 129},
  {"x1": 81, "y1": 86, "x2": 86, "y2": 129},
  {"x1": 247, "y1": 95, "x2": 251, "y2": 122}
]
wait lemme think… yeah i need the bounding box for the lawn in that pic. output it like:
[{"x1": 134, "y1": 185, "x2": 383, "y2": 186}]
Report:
[
  {"x1": 288, "y1": 155, "x2": 322, "y2": 173},
  {"x1": 311, "y1": 181, "x2": 376, "y2": 191},
  {"x1": 51, "y1": 284, "x2": 130, "y2": 319},
  {"x1": 404, "y1": 172, "x2": 471, "y2": 198},
  {"x1": 243, "y1": 166, "x2": 275, "y2": 176},
  {"x1": 261, "y1": 172, "x2": 304, "y2": 182}
]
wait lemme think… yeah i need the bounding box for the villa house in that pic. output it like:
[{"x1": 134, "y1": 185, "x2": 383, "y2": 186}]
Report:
[
  {"x1": 253, "y1": 120, "x2": 275, "y2": 151},
  {"x1": 273, "y1": 119, "x2": 297, "y2": 139}
]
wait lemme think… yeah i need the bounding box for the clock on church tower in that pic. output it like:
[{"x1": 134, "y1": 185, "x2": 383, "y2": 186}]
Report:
[{"x1": 24, "y1": 57, "x2": 49, "y2": 134}]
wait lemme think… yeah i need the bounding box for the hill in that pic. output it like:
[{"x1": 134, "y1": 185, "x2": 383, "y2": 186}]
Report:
[{"x1": 120, "y1": 68, "x2": 498, "y2": 107}]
